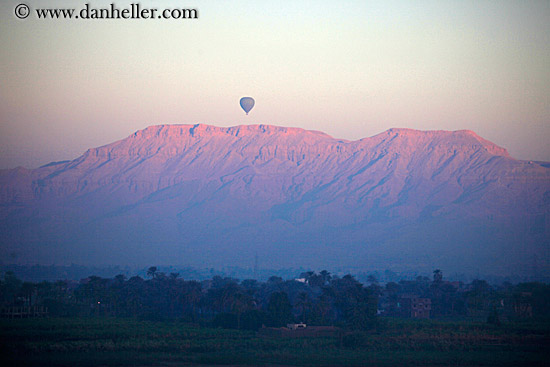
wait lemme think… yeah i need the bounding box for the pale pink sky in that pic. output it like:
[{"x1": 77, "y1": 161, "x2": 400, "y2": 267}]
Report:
[{"x1": 1, "y1": 0, "x2": 549, "y2": 168}]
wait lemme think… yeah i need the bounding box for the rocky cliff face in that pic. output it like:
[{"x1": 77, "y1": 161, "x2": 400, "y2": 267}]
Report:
[{"x1": 1, "y1": 124, "x2": 549, "y2": 275}]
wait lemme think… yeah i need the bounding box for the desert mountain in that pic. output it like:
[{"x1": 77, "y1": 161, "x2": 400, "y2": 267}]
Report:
[{"x1": 1, "y1": 124, "x2": 549, "y2": 276}]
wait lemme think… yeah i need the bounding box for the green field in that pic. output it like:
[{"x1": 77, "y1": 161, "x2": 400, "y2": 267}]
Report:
[{"x1": 1, "y1": 317, "x2": 549, "y2": 366}]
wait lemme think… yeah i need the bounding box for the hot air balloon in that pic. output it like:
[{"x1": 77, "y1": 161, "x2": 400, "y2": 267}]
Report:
[{"x1": 239, "y1": 97, "x2": 255, "y2": 115}]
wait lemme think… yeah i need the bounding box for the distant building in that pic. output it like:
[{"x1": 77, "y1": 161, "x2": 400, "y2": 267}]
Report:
[
  {"x1": 512, "y1": 292, "x2": 533, "y2": 319},
  {"x1": 398, "y1": 295, "x2": 431, "y2": 319},
  {"x1": 1, "y1": 305, "x2": 48, "y2": 318},
  {"x1": 287, "y1": 323, "x2": 307, "y2": 330}
]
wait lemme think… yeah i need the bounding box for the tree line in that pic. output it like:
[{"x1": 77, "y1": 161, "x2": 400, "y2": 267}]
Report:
[{"x1": 1, "y1": 268, "x2": 549, "y2": 330}]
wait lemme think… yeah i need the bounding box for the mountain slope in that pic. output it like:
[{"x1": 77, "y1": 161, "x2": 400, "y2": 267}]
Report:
[{"x1": 1, "y1": 124, "x2": 549, "y2": 275}]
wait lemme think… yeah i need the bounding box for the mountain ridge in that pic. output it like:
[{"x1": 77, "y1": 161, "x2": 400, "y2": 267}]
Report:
[{"x1": 0, "y1": 124, "x2": 548, "y2": 275}]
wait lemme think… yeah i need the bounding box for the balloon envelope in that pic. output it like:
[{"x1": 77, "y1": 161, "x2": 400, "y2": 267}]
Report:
[{"x1": 240, "y1": 97, "x2": 255, "y2": 115}]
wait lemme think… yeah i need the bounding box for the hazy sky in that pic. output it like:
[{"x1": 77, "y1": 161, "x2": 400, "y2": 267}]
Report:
[{"x1": 1, "y1": 0, "x2": 549, "y2": 168}]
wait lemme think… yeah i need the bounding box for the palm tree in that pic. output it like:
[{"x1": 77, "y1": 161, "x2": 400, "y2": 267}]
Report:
[
  {"x1": 433, "y1": 269, "x2": 443, "y2": 283},
  {"x1": 182, "y1": 281, "x2": 202, "y2": 320},
  {"x1": 267, "y1": 291, "x2": 293, "y2": 326},
  {"x1": 230, "y1": 292, "x2": 254, "y2": 329},
  {"x1": 295, "y1": 292, "x2": 311, "y2": 323},
  {"x1": 146, "y1": 266, "x2": 158, "y2": 279},
  {"x1": 319, "y1": 270, "x2": 332, "y2": 285}
]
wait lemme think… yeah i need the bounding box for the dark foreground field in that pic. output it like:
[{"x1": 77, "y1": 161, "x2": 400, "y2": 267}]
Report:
[{"x1": 1, "y1": 317, "x2": 548, "y2": 367}]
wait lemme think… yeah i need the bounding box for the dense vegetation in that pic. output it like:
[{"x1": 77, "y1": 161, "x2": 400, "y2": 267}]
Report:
[
  {"x1": 1, "y1": 269, "x2": 550, "y2": 366},
  {"x1": 1, "y1": 269, "x2": 378, "y2": 329},
  {"x1": 2, "y1": 268, "x2": 550, "y2": 325}
]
